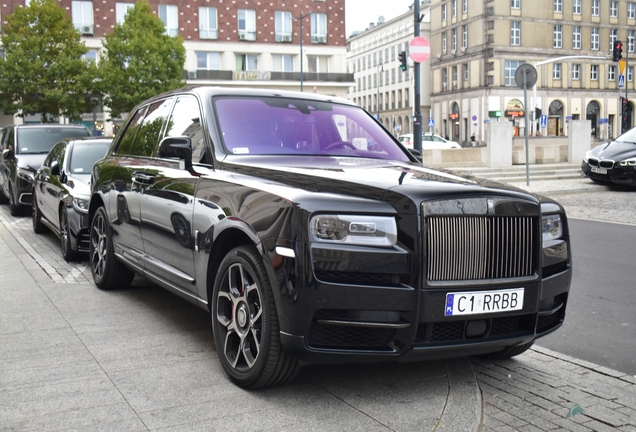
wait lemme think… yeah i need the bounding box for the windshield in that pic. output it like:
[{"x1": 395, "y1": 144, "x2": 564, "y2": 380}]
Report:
[
  {"x1": 17, "y1": 128, "x2": 90, "y2": 154},
  {"x1": 69, "y1": 141, "x2": 110, "y2": 174},
  {"x1": 214, "y1": 96, "x2": 410, "y2": 161}
]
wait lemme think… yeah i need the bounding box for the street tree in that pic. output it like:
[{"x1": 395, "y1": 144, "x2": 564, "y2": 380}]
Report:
[
  {"x1": 100, "y1": 0, "x2": 186, "y2": 119},
  {"x1": 0, "y1": 0, "x2": 98, "y2": 122}
]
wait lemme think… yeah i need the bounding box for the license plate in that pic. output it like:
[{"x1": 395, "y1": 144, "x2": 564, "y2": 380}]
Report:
[
  {"x1": 445, "y1": 288, "x2": 524, "y2": 316},
  {"x1": 591, "y1": 166, "x2": 607, "y2": 174}
]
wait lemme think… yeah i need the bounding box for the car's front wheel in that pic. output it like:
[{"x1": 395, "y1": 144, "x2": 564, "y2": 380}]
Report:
[
  {"x1": 8, "y1": 183, "x2": 21, "y2": 216},
  {"x1": 32, "y1": 191, "x2": 46, "y2": 234},
  {"x1": 60, "y1": 206, "x2": 76, "y2": 261},
  {"x1": 89, "y1": 206, "x2": 135, "y2": 289},
  {"x1": 211, "y1": 245, "x2": 300, "y2": 389}
]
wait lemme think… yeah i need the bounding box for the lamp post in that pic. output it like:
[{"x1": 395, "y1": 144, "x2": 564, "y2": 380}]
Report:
[
  {"x1": 294, "y1": 11, "x2": 312, "y2": 92},
  {"x1": 376, "y1": 62, "x2": 384, "y2": 120}
]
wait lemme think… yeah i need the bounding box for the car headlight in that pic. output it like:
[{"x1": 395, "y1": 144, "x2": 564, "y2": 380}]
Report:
[
  {"x1": 310, "y1": 214, "x2": 397, "y2": 247},
  {"x1": 618, "y1": 157, "x2": 636, "y2": 167},
  {"x1": 17, "y1": 168, "x2": 35, "y2": 182},
  {"x1": 72, "y1": 196, "x2": 90, "y2": 213},
  {"x1": 542, "y1": 214, "x2": 563, "y2": 242}
]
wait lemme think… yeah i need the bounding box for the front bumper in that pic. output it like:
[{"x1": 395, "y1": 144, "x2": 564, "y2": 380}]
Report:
[{"x1": 582, "y1": 160, "x2": 636, "y2": 186}]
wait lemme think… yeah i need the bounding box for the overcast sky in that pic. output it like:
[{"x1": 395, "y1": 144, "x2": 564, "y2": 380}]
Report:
[{"x1": 345, "y1": 0, "x2": 415, "y2": 37}]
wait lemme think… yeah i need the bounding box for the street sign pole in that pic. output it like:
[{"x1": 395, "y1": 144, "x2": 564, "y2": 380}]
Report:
[
  {"x1": 413, "y1": 1, "x2": 422, "y2": 155},
  {"x1": 515, "y1": 64, "x2": 537, "y2": 186}
]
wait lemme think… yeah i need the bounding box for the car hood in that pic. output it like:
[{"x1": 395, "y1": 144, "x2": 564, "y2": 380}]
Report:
[
  {"x1": 16, "y1": 154, "x2": 47, "y2": 172},
  {"x1": 220, "y1": 156, "x2": 542, "y2": 213},
  {"x1": 588, "y1": 140, "x2": 636, "y2": 161},
  {"x1": 66, "y1": 174, "x2": 91, "y2": 196}
]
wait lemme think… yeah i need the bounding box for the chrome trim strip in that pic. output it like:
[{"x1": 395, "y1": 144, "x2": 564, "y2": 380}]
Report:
[{"x1": 316, "y1": 319, "x2": 411, "y2": 329}]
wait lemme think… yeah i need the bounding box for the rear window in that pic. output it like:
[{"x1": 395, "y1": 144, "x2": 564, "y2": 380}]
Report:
[
  {"x1": 214, "y1": 96, "x2": 409, "y2": 161},
  {"x1": 17, "y1": 128, "x2": 90, "y2": 154}
]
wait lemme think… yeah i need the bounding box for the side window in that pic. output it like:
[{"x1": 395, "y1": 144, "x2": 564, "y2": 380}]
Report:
[
  {"x1": 6, "y1": 128, "x2": 15, "y2": 152},
  {"x1": 134, "y1": 98, "x2": 173, "y2": 157},
  {"x1": 0, "y1": 128, "x2": 6, "y2": 151},
  {"x1": 43, "y1": 142, "x2": 63, "y2": 169},
  {"x1": 165, "y1": 96, "x2": 207, "y2": 163},
  {"x1": 115, "y1": 107, "x2": 147, "y2": 155}
]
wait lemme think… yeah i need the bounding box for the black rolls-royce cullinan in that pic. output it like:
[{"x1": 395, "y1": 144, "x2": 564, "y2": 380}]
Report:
[{"x1": 88, "y1": 87, "x2": 572, "y2": 389}]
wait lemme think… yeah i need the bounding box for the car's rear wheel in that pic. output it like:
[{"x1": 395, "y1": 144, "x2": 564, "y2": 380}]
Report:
[
  {"x1": 32, "y1": 191, "x2": 46, "y2": 234},
  {"x1": 211, "y1": 245, "x2": 300, "y2": 389},
  {"x1": 89, "y1": 206, "x2": 135, "y2": 289},
  {"x1": 478, "y1": 341, "x2": 534, "y2": 360},
  {"x1": 60, "y1": 207, "x2": 76, "y2": 261}
]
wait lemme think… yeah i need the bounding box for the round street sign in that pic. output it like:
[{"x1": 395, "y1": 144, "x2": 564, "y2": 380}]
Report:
[
  {"x1": 409, "y1": 37, "x2": 430, "y2": 63},
  {"x1": 514, "y1": 64, "x2": 538, "y2": 89}
]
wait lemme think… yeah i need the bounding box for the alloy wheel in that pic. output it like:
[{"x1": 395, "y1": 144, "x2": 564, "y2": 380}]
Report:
[{"x1": 90, "y1": 211, "x2": 108, "y2": 280}]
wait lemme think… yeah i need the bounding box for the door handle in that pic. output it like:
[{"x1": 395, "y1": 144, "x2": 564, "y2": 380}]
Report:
[{"x1": 132, "y1": 172, "x2": 155, "y2": 184}]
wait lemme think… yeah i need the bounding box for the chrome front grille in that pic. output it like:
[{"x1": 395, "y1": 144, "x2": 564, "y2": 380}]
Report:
[
  {"x1": 589, "y1": 158, "x2": 615, "y2": 169},
  {"x1": 426, "y1": 215, "x2": 537, "y2": 282}
]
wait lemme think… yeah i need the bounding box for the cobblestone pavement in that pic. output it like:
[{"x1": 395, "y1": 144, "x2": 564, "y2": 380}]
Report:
[{"x1": 1, "y1": 178, "x2": 635, "y2": 431}]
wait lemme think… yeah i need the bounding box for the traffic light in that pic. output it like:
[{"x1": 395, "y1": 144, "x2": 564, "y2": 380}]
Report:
[
  {"x1": 613, "y1": 40, "x2": 623, "y2": 62},
  {"x1": 621, "y1": 97, "x2": 629, "y2": 114},
  {"x1": 399, "y1": 51, "x2": 407, "y2": 71}
]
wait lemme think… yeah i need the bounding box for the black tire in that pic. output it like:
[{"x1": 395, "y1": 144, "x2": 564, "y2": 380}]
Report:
[
  {"x1": 60, "y1": 206, "x2": 76, "y2": 261},
  {"x1": 32, "y1": 191, "x2": 46, "y2": 234},
  {"x1": 478, "y1": 341, "x2": 534, "y2": 360},
  {"x1": 8, "y1": 183, "x2": 22, "y2": 216},
  {"x1": 211, "y1": 245, "x2": 300, "y2": 389},
  {"x1": 89, "y1": 206, "x2": 135, "y2": 290},
  {"x1": 0, "y1": 187, "x2": 8, "y2": 204}
]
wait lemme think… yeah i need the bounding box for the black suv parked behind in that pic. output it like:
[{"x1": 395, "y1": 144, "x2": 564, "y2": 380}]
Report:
[
  {"x1": 0, "y1": 124, "x2": 91, "y2": 215},
  {"x1": 88, "y1": 86, "x2": 572, "y2": 389}
]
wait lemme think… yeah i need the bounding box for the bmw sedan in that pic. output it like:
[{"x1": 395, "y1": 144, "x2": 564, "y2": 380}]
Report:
[
  {"x1": 582, "y1": 127, "x2": 636, "y2": 187},
  {"x1": 33, "y1": 138, "x2": 111, "y2": 260}
]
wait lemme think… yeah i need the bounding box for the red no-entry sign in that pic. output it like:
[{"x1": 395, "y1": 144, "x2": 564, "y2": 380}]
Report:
[{"x1": 409, "y1": 37, "x2": 430, "y2": 63}]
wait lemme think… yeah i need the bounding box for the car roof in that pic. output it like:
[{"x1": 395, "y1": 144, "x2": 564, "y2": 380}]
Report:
[{"x1": 14, "y1": 124, "x2": 88, "y2": 129}]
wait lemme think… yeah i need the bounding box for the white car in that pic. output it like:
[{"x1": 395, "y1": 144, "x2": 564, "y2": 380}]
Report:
[{"x1": 398, "y1": 133, "x2": 461, "y2": 149}]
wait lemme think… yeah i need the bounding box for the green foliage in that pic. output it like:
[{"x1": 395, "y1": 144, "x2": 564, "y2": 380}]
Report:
[
  {"x1": 0, "y1": 0, "x2": 98, "y2": 122},
  {"x1": 100, "y1": 0, "x2": 186, "y2": 119}
]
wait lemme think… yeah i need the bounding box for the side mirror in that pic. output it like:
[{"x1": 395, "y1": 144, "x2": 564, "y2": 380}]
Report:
[
  {"x1": 409, "y1": 148, "x2": 422, "y2": 162},
  {"x1": 159, "y1": 136, "x2": 193, "y2": 170},
  {"x1": 50, "y1": 161, "x2": 60, "y2": 176},
  {"x1": 2, "y1": 148, "x2": 12, "y2": 160}
]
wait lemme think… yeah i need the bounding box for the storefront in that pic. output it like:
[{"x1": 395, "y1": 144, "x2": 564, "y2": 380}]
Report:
[{"x1": 505, "y1": 99, "x2": 525, "y2": 137}]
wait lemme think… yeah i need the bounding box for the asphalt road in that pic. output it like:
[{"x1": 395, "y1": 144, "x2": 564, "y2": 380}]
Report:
[{"x1": 538, "y1": 218, "x2": 636, "y2": 376}]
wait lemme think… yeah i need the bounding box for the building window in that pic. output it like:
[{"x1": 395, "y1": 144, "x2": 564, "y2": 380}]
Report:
[
  {"x1": 610, "y1": 1, "x2": 618, "y2": 17},
  {"x1": 486, "y1": 21, "x2": 495, "y2": 30},
  {"x1": 311, "y1": 13, "x2": 327, "y2": 43},
  {"x1": 196, "y1": 51, "x2": 220, "y2": 70},
  {"x1": 442, "y1": 33, "x2": 447, "y2": 53},
  {"x1": 442, "y1": 4, "x2": 447, "y2": 20},
  {"x1": 272, "y1": 54, "x2": 293, "y2": 72},
  {"x1": 572, "y1": 64, "x2": 580, "y2": 80},
  {"x1": 505, "y1": 60, "x2": 523, "y2": 86},
  {"x1": 275, "y1": 11, "x2": 292, "y2": 42},
  {"x1": 573, "y1": 26, "x2": 581, "y2": 49},
  {"x1": 511, "y1": 21, "x2": 520, "y2": 46},
  {"x1": 573, "y1": 0, "x2": 581, "y2": 14},
  {"x1": 451, "y1": 28, "x2": 457, "y2": 52},
  {"x1": 591, "y1": 0, "x2": 599, "y2": 16},
  {"x1": 462, "y1": 25, "x2": 467, "y2": 48},
  {"x1": 591, "y1": 28, "x2": 599, "y2": 50},
  {"x1": 236, "y1": 54, "x2": 257, "y2": 71},
  {"x1": 82, "y1": 50, "x2": 98, "y2": 63},
  {"x1": 610, "y1": 29, "x2": 618, "y2": 50},
  {"x1": 462, "y1": 0, "x2": 467, "y2": 14},
  {"x1": 373, "y1": 52, "x2": 377, "y2": 67},
  {"x1": 238, "y1": 9, "x2": 256, "y2": 41},
  {"x1": 72, "y1": 1, "x2": 94, "y2": 32},
  {"x1": 511, "y1": 0, "x2": 520, "y2": 9},
  {"x1": 115, "y1": 2, "x2": 134, "y2": 25},
  {"x1": 158, "y1": 5, "x2": 178, "y2": 37},
  {"x1": 442, "y1": 68, "x2": 448, "y2": 89},
  {"x1": 629, "y1": 3, "x2": 636, "y2": 19},
  {"x1": 628, "y1": 66, "x2": 634, "y2": 82},
  {"x1": 308, "y1": 56, "x2": 328, "y2": 73},
  {"x1": 391, "y1": 69, "x2": 395, "y2": 84},
  {"x1": 553, "y1": 25, "x2": 562, "y2": 48},
  {"x1": 199, "y1": 7, "x2": 218, "y2": 39},
  {"x1": 553, "y1": 63, "x2": 561, "y2": 79},
  {"x1": 452, "y1": 0, "x2": 457, "y2": 17},
  {"x1": 590, "y1": 64, "x2": 598, "y2": 80},
  {"x1": 463, "y1": 63, "x2": 469, "y2": 80},
  {"x1": 629, "y1": 30, "x2": 635, "y2": 52},
  {"x1": 609, "y1": 65, "x2": 616, "y2": 81},
  {"x1": 553, "y1": 0, "x2": 562, "y2": 13}
]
